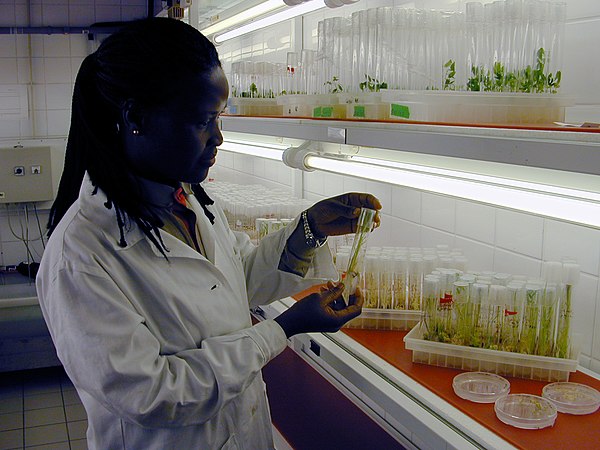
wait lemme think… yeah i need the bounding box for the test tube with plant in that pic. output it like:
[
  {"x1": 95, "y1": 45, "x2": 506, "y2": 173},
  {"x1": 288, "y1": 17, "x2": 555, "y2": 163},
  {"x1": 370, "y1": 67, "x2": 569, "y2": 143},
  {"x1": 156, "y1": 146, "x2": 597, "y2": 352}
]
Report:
[
  {"x1": 452, "y1": 281, "x2": 471, "y2": 346},
  {"x1": 555, "y1": 263, "x2": 580, "y2": 358},
  {"x1": 503, "y1": 282, "x2": 524, "y2": 352},
  {"x1": 422, "y1": 276, "x2": 441, "y2": 339},
  {"x1": 379, "y1": 255, "x2": 394, "y2": 309},
  {"x1": 520, "y1": 284, "x2": 542, "y2": 355},
  {"x1": 393, "y1": 254, "x2": 408, "y2": 310},
  {"x1": 343, "y1": 208, "x2": 376, "y2": 304},
  {"x1": 363, "y1": 254, "x2": 379, "y2": 308},
  {"x1": 469, "y1": 283, "x2": 488, "y2": 348},
  {"x1": 537, "y1": 283, "x2": 558, "y2": 357}
]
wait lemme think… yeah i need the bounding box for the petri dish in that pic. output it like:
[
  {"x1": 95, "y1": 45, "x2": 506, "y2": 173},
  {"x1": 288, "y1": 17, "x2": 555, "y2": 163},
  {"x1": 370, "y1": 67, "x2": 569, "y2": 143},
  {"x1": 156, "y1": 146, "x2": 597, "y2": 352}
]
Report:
[
  {"x1": 494, "y1": 394, "x2": 557, "y2": 429},
  {"x1": 453, "y1": 371, "x2": 510, "y2": 403},
  {"x1": 542, "y1": 382, "x2": 600, "y2": 415}
]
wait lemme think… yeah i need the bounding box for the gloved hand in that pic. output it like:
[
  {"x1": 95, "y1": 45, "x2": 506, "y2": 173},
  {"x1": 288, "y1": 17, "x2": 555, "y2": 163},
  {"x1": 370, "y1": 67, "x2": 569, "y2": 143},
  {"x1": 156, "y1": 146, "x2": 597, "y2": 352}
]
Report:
[
  {"x1": 274, "y1": 281, "x2": 363, "y2": 338},
  {"x1": 305, "y1": 192, "x2": 382, "y2": 238}
]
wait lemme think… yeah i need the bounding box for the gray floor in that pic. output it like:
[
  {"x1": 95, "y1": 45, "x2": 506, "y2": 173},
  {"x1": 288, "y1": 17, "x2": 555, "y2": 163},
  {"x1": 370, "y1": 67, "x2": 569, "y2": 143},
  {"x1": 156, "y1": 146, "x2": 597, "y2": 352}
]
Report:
[{"x1": 0, "y1": 366, "x2": 88, "y2": 450}]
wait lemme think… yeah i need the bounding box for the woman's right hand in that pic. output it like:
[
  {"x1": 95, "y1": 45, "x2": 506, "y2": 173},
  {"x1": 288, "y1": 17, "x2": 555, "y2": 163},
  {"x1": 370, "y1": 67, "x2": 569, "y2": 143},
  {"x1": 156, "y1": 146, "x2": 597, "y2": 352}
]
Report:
[{"x1": 274, "y1": 282, "x2": 363, "y2": 338}]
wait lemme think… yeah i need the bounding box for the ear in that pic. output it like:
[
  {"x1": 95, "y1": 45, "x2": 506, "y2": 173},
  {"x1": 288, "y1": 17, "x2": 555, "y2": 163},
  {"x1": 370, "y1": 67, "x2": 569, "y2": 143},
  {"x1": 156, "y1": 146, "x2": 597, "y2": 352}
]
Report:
[{"x1": 121, "y1": 99, "x2": 144, "y2": 134}]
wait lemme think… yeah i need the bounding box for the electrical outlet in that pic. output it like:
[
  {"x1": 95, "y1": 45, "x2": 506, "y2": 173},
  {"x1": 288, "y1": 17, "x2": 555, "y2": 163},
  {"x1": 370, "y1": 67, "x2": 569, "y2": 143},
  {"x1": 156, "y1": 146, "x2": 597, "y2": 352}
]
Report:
[
  {"x1": 0, "y1": 192, "x2": 5, "y2": 199},
  {"x1": 31, "y1": 165, "x2": 41, "y2": 174},
  {"x1": 13, "y1": 166, "x2": 24, "y2": 176}
]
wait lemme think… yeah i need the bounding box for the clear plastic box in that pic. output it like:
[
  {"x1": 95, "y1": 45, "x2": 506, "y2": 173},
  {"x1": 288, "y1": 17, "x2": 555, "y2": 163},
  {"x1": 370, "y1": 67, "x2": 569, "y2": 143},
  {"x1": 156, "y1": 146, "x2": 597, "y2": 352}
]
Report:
[
  {"x1": 381, "y1": 90, "x2": 575, "y2": 125},
  {"x1": 404, "y1": 323, "x2": 580, "y2": 382},
  {"x1": 227, "y1": 97, "x2": 282, "y2": 116},
  {"x1": 277, "y1": 94, "x2": 346, "y2": 118},
  {"x1": 452, "y1": 371, "x2": 510, "y2": 404},
  {"x1": 344, "y1": 308, "x2": 422, "y2": 331},
  {"x1": 339, "y1": 92, "x2": 389, "y2": 120}
]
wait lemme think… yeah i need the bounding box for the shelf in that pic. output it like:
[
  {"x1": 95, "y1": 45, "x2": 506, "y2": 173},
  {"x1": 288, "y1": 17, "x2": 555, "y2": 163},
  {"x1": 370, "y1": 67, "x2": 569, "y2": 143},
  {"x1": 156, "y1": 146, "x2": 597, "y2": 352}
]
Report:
[{"x1": 220, "y1": 116, "x2": 600, "y2": 177}]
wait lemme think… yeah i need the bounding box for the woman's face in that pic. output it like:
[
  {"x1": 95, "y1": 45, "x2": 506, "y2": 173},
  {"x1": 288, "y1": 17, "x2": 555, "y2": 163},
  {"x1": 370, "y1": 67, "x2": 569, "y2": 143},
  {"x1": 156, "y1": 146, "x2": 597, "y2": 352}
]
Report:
[{"x1": 124, "y1": 66, "x2": 229, "y2": 185}]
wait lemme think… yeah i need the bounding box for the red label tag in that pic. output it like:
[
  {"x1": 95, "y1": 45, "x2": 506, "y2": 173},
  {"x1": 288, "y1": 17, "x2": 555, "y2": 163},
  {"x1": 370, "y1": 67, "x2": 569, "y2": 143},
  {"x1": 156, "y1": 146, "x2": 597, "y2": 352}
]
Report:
[{"x1": 505, "y1": 309, "x2": 518, "y2": 316}]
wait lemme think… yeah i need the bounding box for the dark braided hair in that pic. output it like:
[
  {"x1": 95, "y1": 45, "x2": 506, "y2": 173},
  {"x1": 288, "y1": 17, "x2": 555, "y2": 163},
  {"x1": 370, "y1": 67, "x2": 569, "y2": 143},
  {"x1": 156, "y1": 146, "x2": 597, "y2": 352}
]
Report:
[{"x1": 47, "y1": 18, "x2": 221, "y2": 255}]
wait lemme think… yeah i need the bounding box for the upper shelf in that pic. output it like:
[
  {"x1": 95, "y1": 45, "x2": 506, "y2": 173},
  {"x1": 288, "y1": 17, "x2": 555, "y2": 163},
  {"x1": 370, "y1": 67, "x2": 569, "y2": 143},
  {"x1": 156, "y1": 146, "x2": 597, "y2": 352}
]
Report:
[{"x1": 220, "y1": 115, "x2": 600, "y2": 177}]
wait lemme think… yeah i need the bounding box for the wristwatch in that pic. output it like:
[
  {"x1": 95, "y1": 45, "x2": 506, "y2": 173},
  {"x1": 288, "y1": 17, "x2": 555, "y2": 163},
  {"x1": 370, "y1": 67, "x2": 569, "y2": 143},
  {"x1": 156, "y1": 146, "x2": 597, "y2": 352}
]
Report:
[{"x1": 302, "y1": 210, "x2": 327, "y2": 248}]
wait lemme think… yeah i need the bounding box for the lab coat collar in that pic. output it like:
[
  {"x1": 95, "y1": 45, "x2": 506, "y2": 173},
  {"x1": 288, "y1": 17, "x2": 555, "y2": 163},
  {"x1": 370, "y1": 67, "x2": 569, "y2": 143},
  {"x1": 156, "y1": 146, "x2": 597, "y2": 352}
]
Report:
[{"x1": 78, "y1": 173, "x2": 209, "y2": 262}]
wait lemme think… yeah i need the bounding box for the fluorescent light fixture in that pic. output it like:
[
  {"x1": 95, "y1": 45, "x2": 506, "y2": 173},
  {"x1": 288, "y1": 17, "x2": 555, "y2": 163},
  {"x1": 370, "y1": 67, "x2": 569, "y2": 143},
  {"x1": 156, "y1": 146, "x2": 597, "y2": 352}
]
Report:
[
  {"x1": 304, "y1": 154, "x2": 600, "y2": 228},
  {"x1": 201, "y1": 0, "x2": 285, "y2": 37},
  {"x1": 215, "y1": 0, "x2": 326, "y2": 43},
  {"x1": 219, "y1": 140, "x2": 286, "y2": 160}
]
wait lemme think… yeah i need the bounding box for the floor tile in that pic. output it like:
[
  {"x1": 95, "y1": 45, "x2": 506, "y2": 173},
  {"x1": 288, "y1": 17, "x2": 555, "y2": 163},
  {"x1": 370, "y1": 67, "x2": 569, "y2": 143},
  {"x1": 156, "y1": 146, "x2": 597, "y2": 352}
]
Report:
[
  {"x1": 0, "y1": 397, "x2": 22, "y2": 415},
  {"x1": 24, "y1": 392, "x2": 63, "y2": 410},
  {"x1": 62, "y1": 389, "x2": 82, "y2": 406},
  {"x1": 67, "y1": 420, "x2": 88, "y2": 440},
  {"x1": 25, "y1": 406, "x2": 65, "y2": 428},
  {"x1": 60, "y1": 377, "x2": 75, "y2": 392},
  {"x1": 26, "y1": 441, "x2": 70, "y2": 450},
  {"x1": 0, "y1": 429, "x2": 23, "y2": 450},
  {"x1": 70, "y1": 438, "x2": 88, "y2": 450},
  {"x1": 23, "y1": 378, "x2": 61, "y2": 397},
  {"x1": 65, "y1": 403, "x2": 87, "y2": 422},
  {"x1": 0, "y1": 384, "x2": 22, "y2": 401},
  {"x1": 24, "y1": 423, "x2": 68, "y2": 447},
  {"x1": 0, "y1": 413, "x2": 23, "y2": 432}
]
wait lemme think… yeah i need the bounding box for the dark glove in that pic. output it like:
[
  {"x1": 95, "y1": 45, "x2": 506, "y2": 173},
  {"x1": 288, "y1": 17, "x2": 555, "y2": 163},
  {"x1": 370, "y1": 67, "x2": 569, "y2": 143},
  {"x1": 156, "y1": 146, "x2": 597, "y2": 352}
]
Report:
[
  {"x1": 305, "y1": 192, "x2": 382, "y2": 238},
  {"x1": 274, "y1": 282, "x2": 364, "y2": 338}
]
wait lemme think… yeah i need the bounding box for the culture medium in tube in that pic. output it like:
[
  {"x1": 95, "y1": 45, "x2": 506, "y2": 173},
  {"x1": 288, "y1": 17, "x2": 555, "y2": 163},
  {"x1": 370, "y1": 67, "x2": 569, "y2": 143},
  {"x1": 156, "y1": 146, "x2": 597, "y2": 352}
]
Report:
[{"x1": 343, "y1": 207, "x2": 376, "y2": 304}]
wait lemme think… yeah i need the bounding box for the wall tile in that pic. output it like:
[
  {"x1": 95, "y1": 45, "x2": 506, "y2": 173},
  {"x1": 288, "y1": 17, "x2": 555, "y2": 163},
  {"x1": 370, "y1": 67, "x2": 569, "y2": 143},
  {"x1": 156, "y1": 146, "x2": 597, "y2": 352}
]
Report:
[
  {"x1": 19, "y1": 117, "x2": 34, "y2": 137},
  {"x1": 31, "y1": 57, "x2": 45, "y2": 83},
  {"x1": 32, "y1": 85, "x2": 46, "y2": 110},
  {"x1": 252, "y1": 157, "x2": 266, "y2": 180},
  {"x1": 264, "y1": 159, "x2": 283, "y2": 184},
  {"x1": 68, "y1": 4, "x2": 95, "y2": 26},
  {"x1": 571, "y1": 273, "x2": 598, "y2": 357},
  {"x1": 1, "y1": 241, "x2": 29, "y2": 266},
  {"x1": 95, "y1": 5, "x2": 118, "y2": 23},
  {"x1": 342, "y1": 175, "x2": 367, "y2": 194},
  {"x1": 562, "y1": 19, "x2": 600, "y2": 105},
  {"x1": 455, "y1": 199, "x2": 495, "y2": 244},
  {"x1": 0, "y1": 120, "x2": 20, "y2": 138},
  {"x1": 0, "y1": 58, "x2": 18, "y2": 83},
  {"x1": 33, "y1": 110, "x2": 48, "y2": 136},
  {"x1": 71, "y1": 57, "x2": 84, "y2": 81},
  {"x1": 0, "y1": 4, "x2": 15, "y2": 27},
  {"x1": 543, "y1": 219, "x2": 600, "y2": 276},
  {"x1": 0, "y1": 36, "x2": 17, "y2": 57},
  {"x1": 14, "y1": 3, "x2": 28, "y2": 26},
  {"x1": 276, "y1": 164, "x2": 292, "y2": 187},
  {"x1": 579, "y1": 355, "x2": 591, "y2": 370},
  {"x1": 69, "y1": 36, "x2": 89, "y2": 57},
  {"x1": 304, "y1": 170, "x2": 324, "y2": 196},
  {"x1": 421, "y1": 226, "x2": 454, "y2": 250},
  {"x1": 322, "y1": 172, "x2": 344, "y2": 197},
  {"x1": 17, "y1": 57, "x2": 31, "y2": 83},
  {"x1": 493, "y1": 248, "x2": 541, "y2": 278},
  {"x1": 42, "y1": 4, "x2": 69, "y2": 27},
  {"x1": 391, "y1": 185, "x2": 421, "y2": 224},
  {"x1": 495, "y1": 209, "x2": 543, "y2": 258},
  {"x1": 385, "y1": 216, "x2": 421, "y2": 247},
  {"x1": 421, "y1": 192, "x2": 455, "y2": 233},
  {"x1": 43, "y1": 35, "x2": 70, "y2": 57},
  {"x1": 121, "y1": 5, "x2": 146, "y2": 21},
  {"x1": 29, "y1": 3, "x2": 43, "y2": 27},
  {"x1": 44, "y1": 57, "x2": 72, "y2": 83},
  {"x1": 454, "y1": 236, "x2": 495, "y2": 272},
  {"x1": 365, "y1": 180, "x2": 392, "y2": 211},
  {"x1": 15, "y1": 35, "x2": 29, "y2": 58},
  {"x1": 47, "y1": 109, "x2": 70, "y2": 136},
  {"x1": 45, "y1": 83, "x2": 71, "y2": 110},
  {"x1": 369, "y1": 213, "x2": 391, "y2": 247}
]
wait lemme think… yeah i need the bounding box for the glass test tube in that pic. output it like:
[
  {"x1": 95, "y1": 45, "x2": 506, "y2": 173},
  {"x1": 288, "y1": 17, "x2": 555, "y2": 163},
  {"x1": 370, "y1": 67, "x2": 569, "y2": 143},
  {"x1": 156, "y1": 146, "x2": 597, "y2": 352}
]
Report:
[{"x1": 343, "y1": 208, "x2": 376, "y2": 303}]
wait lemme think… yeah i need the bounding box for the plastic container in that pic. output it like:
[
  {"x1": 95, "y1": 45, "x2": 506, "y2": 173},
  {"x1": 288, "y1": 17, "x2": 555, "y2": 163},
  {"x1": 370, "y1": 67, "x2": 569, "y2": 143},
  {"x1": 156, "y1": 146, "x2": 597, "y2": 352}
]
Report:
[
  {"x1": 381, "y1": 90, "x2": 575, "y2": 125},
  {"x1": 542, "y1": 382, "x2": 600, "y2": 415},
  {"x1": 277, "y1": 94, "x2": 346, "y2": 118},
  {"x1": 453, "y1": 371, "x2": 510, "y2": 403},
  {"x1": 494, "y1": 394, "x2": 557, "y2": 429},
  {"x1": 227, "y1": 98, "x2": 282, "y2": 116},
  {"x1": 339, "y1": 92, "x2": 388, "y2": 120},
  {"x1": 404, "y1": 323, "x2": 579, "y2": 382},
  {"x1": 344, "y1": 308, "x2": 422, "y2": 331}
]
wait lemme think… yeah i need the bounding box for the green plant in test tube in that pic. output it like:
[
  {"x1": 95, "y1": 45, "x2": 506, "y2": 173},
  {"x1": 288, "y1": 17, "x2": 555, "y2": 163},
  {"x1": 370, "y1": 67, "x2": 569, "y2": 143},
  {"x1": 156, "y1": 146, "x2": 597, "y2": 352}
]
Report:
[
  {"x1": 555, "y1": 263, "x2": 580, "y2": 358},
  {"x1": 422, "y1": 277, "x2": 440, "y2": 340},
  {"x1": 343, "y1": 208, "x2": 376, "y2": 304},
  {"x1": 537, "y1": 284, "x2": 558, "y2": 357},
  {"x1": 363, "y1": 254, "x2": 379, "y2": 308},
  {"x1": 503, "y1": 283, "x2": 523, "y2": 352},
  {"x1": 520, "y1": 285, "x2": 541, "y2": 354},
  {"x1": 451, "y1": 281, "x2": 471, "y2": 346}
]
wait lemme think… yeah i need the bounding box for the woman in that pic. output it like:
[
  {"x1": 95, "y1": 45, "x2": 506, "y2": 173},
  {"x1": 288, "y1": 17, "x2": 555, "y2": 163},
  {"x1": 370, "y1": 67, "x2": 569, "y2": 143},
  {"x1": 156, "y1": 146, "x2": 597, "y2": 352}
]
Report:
[{"x1": 36, "y1": 18, "x2": 381, "y2": 449}]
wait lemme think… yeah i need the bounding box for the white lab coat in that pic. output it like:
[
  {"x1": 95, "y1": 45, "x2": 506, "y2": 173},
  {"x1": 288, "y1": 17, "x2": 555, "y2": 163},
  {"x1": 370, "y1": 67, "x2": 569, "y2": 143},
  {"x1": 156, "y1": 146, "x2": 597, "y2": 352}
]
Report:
[{"x1": 36, "y1": 174, "x2": 336, "y2": 450}]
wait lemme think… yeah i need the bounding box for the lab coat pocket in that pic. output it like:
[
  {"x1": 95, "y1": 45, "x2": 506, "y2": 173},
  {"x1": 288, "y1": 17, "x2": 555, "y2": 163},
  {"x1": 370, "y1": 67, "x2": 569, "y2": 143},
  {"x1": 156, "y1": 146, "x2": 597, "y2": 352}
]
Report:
[{"x1": 220, "y1": 433, "x2": 239, "y2": 450}]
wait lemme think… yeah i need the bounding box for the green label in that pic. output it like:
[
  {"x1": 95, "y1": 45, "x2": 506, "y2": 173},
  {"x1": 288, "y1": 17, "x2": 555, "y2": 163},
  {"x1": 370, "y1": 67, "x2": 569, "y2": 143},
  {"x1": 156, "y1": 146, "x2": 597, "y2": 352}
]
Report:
[
  {"x1": 391, "y1": 103, "x2": 410, "y2": 119},
  {"x1": 321, "y1": 106, "x2": 333, "y2": 117},
  {"x1": 313, "y1": 106, "x2": 322, "y2": 117},
  {"x1": 354, "y1": 105, "x2": 366, "y2": 118}
]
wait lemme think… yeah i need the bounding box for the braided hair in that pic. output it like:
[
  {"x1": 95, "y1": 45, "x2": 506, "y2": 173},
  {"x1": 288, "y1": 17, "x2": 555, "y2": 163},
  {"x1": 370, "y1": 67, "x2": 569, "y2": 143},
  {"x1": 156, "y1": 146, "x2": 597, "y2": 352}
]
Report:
[{"x1": 47, "y1": 18, "x2": 221, "y2": 255}]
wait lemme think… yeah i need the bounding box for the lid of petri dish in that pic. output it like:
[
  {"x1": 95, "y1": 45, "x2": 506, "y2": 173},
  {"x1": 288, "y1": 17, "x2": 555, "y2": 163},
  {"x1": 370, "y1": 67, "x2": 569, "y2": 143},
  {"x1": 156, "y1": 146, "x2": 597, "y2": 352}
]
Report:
[
  {"x1": 542, "y1": 382, "x2": 600, "y2": 415},
  {"x1": 494, "y1": 394, "x2": 557, "y2": 429},
  {"x1": 453, "y1": 371, "x2": 510, "y2": 403}
]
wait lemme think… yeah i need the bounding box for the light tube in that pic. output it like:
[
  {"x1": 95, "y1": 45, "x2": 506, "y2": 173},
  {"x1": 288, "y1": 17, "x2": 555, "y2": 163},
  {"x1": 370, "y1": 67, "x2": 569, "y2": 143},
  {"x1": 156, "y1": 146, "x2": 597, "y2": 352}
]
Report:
[
  {"x1": 352, "y1": 156, "x2": 600, "y2": 203},
  {"x1": 305, "y1": 155, "x2": 600, "y2": 228},
  {"x1": 215, "y1": 0, "x2": 326, "y2": 43},
  {"x1": 218, "y1": 141, "x2": 285, "y2": 160},
  {"x1": 200, "y1": 0, "x2": 285, "y2": 37}
]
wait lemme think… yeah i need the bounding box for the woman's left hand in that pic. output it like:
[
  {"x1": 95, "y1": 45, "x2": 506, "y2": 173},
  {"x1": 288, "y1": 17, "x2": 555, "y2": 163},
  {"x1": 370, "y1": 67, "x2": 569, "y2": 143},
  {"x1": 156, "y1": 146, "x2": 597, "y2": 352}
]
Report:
[{"x1": 306, "y1": 192, "x2": 382, "y2": 238}]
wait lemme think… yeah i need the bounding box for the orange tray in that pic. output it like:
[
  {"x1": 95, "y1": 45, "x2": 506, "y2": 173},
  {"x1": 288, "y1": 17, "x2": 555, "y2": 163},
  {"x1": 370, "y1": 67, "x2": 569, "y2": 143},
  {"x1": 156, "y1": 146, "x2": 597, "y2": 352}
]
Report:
[{"x1": 292, "y1": 287, "x2": 600, "y2": 450}]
